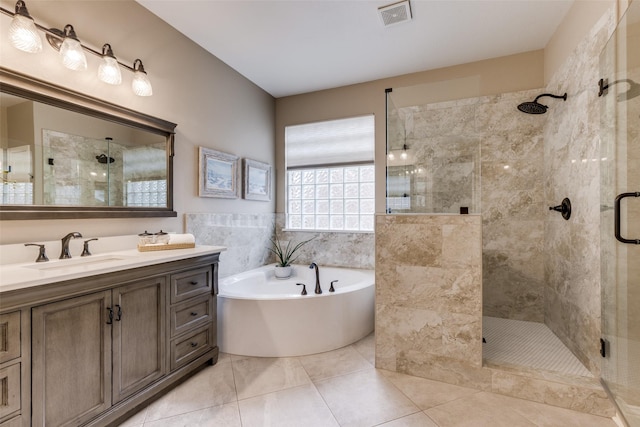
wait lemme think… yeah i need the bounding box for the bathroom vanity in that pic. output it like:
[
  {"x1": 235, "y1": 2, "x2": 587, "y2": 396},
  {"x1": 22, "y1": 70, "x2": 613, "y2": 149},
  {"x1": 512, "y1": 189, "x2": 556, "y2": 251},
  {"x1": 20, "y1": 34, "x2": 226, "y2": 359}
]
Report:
[{"x1": 0, "y1": 245, "x2": 224, "y2": 427}]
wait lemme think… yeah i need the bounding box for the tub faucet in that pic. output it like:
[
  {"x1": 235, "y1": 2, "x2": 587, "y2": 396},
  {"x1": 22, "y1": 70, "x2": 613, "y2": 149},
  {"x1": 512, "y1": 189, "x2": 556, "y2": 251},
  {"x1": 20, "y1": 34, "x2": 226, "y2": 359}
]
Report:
[
  {"x1": 309, "y1": 262, "x2": 322, "y2": 294},
  {"x1": 60, "y1": 232, "x2": 83, "y2": 259}
]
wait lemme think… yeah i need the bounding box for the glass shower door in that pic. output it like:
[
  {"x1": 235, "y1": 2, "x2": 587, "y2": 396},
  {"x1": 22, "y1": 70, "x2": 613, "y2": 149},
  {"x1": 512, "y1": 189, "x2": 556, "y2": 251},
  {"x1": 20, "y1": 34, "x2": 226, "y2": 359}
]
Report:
[{"x1": 600, "y1": 2, "x2": 640, "y2": 425}]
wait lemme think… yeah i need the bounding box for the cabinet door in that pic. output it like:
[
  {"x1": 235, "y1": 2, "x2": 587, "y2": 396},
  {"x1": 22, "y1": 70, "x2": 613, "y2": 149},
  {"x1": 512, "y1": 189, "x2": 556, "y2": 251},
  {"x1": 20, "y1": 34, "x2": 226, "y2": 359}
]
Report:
[
  {"x1": 32, "y1": 291, "x2": 112, "y2": 427},
  {"x1": 112, "y1": 277, "x2": 166, "y2": 403}
]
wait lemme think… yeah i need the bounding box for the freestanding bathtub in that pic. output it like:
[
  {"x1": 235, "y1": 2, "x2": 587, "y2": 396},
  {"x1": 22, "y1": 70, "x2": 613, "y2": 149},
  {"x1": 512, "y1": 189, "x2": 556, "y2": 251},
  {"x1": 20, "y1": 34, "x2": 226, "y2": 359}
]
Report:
[{"x1": 217, "y1": 264, "x2": 375, "y2": 357}]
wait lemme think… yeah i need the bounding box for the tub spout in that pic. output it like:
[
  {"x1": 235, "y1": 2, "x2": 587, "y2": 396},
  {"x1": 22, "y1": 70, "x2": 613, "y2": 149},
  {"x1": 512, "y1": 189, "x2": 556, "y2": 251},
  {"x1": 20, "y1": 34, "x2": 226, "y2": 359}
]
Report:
[{"x1": 309, "y1": 262, "x2": 322, "y2": 294}]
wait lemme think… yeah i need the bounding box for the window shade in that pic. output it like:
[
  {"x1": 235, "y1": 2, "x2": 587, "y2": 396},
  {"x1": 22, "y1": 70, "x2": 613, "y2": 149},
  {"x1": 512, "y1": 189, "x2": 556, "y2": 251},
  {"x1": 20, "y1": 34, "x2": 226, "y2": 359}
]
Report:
[{"x1": 286, "y1": 115, "x2": 374, "y2": 168}]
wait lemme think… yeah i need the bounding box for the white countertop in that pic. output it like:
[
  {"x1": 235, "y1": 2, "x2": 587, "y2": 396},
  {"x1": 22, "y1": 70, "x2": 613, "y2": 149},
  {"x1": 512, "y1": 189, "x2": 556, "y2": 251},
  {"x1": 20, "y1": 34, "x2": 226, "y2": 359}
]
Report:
[{"x1": 0, "y1": 245, "x2": 226, "y2": 294}]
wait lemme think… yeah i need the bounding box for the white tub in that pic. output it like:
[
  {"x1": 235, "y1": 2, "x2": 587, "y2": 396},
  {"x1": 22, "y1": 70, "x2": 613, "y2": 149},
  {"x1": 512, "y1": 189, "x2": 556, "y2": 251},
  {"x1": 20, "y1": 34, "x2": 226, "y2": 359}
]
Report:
[{"x1": 217, "y1": 264, "x2": 375, "y2": 357}]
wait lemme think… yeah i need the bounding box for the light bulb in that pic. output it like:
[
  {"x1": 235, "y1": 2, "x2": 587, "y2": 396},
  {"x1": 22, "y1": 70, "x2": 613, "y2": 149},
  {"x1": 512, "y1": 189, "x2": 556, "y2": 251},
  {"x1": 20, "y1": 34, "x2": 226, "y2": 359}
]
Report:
[
  {"x1": 59, "y1": 25, "x2": 87, "y2": 71},
  {"x1": 9, "y1": 12, "x2": 42, "y2": 53},
  {"x1": 98, "y1": 44, "x2": 122, "y2": 85},
  {"x1": 387, "y1": 152, "x2": 395, "y2": 160},
  {"x1": 132, "y1": 59, "x2": 153, "y2": 96},
  {"x1": 400, "y1": 151, "x2": 407, "y2": 160}
]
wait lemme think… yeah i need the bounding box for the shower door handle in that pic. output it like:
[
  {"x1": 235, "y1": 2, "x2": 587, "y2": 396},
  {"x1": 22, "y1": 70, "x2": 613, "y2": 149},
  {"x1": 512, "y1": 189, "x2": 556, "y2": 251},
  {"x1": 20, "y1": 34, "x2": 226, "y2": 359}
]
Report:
[{"x1": 614, "y1": 192, "x2": 640, "y2": 244}]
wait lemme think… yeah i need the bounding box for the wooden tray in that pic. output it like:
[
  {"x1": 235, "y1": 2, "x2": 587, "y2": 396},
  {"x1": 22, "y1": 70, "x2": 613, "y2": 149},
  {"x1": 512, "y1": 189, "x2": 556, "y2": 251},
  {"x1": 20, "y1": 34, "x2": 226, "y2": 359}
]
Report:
[{"x1": 137, "y1": 243, "x2": 195, "y2": 252}]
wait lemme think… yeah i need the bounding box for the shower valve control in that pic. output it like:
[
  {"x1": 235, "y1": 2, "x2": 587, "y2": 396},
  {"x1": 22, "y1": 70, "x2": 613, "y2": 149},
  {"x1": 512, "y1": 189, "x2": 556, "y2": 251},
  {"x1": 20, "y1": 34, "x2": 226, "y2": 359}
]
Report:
[{"x1": 549, "y1": 198, "x2": 571, "y2": 220}]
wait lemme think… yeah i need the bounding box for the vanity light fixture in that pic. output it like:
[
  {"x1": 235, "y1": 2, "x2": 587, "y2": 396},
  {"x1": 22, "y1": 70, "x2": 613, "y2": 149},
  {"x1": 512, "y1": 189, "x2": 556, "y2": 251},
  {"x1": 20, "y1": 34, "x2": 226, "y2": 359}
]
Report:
[
  {"x1": 7, "y1": 0, "x2": 41, "y2": 53},
  {"x1": 58, "y1": 25, "x2": 87, "y2": 71},
  {"x1": 98, "y1": 44, "x2": 122, "y2": 85},
  {"x1": 132, "y1": 59, "x2": 153, "y2": 97},
  {"x1": 0, "y1": 0, "x2": 153, "y2": 96}
]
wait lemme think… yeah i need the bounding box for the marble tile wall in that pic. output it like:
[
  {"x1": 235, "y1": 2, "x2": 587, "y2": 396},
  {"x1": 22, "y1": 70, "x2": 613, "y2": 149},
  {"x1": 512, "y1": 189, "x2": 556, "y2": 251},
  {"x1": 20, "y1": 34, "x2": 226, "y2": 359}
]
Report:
[
  {"x1": 543, "y1": 8, "x2": 615, "y2": 376},
  {"x1": 185, "y1": 213, "x2": 275, "y2": 278},
  {"x1": 375, "y1": 214, "x2": 483, "y2": 376},
  {"x1": 185, "y1": 212, "x2": 375, "y2": 279},
  {"x1": 373, "y1": 215, "x2": 614, "y2": 417},
  {"x1": 391, "y1": 90, "x2": 547, "y2": 322},
  {"x1": 273, "y1": 213, "x2": 375, "y2": 270}
]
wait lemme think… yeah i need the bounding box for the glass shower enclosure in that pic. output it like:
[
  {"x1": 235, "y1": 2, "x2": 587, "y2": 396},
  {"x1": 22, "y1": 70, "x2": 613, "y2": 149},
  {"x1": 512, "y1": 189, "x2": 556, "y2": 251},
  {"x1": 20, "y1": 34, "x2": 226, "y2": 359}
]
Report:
[
  {"x1": 600, "y1": 1, "x2": 640, "y2": 425},
  {"x1": 385, "y1": 81, "x2": 481, "y2": 214}
]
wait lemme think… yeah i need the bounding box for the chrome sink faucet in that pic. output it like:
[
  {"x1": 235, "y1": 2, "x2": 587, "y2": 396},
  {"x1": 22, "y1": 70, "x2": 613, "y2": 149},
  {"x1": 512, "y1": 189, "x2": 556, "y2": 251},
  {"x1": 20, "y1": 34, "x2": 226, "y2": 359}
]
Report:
[
  {"x1": 60, "y1": 232, "x2": 83, "y2": 259},
  {"x1": 309, "y1": 262, "x2": 322, "y2": 294}
]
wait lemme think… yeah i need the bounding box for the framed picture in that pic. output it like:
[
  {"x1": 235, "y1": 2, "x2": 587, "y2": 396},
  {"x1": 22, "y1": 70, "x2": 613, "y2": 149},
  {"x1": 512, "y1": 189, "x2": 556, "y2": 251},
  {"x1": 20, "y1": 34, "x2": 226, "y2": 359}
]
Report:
[
  {"x1": 198, "y1": 147, "x2": 239, "y2": 198},
  {"x1": 243, "y1": 158, "x2": 271, "y2": 201}
]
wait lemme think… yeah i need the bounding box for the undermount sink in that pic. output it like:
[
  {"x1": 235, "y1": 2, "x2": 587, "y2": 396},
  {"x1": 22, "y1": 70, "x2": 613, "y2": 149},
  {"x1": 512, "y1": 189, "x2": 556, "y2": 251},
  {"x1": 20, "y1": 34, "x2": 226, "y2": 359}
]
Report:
[{"x1": 25, "y1": 254, "x2": 134, "y2": 271}]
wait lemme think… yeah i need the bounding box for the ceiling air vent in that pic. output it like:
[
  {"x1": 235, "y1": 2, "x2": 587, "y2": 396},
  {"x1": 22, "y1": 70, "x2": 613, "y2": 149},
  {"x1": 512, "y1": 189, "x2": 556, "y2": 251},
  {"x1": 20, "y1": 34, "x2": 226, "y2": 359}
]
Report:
[{"x1": 378, "y1": 0, "x2": 412, "y2": 27}]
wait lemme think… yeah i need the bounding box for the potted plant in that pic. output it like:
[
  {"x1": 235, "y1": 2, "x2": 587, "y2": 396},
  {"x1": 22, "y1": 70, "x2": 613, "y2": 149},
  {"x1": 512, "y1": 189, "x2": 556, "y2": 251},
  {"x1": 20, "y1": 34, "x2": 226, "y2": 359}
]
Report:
[{"x1": 268, "y1": 233, "x2": 315, "y2": 279}]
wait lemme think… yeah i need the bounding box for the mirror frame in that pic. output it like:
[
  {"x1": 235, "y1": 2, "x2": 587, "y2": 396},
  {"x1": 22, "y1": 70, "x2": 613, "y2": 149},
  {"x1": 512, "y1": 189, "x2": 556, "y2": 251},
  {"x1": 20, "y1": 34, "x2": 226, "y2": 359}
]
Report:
[{"x1": 0, "y1": 67, "x2": 177, "y2": 220}]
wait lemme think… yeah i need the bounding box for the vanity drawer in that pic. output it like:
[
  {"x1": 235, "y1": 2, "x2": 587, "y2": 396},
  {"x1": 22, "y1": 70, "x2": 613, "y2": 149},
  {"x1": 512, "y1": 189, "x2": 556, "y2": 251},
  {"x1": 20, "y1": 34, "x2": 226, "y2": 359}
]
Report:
[
  {"x1": 0, "y1": 363, "x2": 20, "y2": 422},
  {"x1": 0, "y1": 312, "x2": 20, "y2": 364},
  {"x1": 170, "y1": 295, "x2": 213, "y2": 338},
  {"x1": 170, "y1": 268, "x2": 211, "y2": 303},
  {"x1": 170, "y1": 325, "x2": 213, "y2": 370}
]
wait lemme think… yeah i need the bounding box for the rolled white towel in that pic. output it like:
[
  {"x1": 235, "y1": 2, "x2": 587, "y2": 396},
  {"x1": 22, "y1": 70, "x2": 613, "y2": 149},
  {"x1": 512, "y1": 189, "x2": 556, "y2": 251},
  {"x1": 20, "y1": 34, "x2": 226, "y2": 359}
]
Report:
[{"x1": 168, "y1": 233, "x2": 196, "y2": 245}]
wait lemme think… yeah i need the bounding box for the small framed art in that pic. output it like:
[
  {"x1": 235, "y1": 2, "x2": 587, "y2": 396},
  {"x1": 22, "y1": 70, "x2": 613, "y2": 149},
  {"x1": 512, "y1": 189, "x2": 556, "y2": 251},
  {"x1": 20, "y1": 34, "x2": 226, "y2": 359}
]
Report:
[
  {"x1": 198, "y1": 147, "x2": 239, "y2": 198},
  {"x1": 243, "y1": 158, "x2": 271, "y2": 201}
]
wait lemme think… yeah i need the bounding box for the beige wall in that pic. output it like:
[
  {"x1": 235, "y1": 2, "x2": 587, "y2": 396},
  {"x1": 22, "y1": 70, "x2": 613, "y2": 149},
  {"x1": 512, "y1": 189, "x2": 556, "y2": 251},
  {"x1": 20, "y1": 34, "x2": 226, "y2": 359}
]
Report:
[
  {"x1": 0, "y1": 0, "x2": 275, "y2": 245},
  {"x1": 276, "y1": 50, "x2": 545, "y2": 214}
]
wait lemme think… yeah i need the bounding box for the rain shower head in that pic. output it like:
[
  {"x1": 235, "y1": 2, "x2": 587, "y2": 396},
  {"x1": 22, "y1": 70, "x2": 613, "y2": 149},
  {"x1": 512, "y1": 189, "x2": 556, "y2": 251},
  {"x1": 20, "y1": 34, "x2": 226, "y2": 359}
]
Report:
[{"x1": 517, "y1": 93, "x2": 567, "y2": 114}]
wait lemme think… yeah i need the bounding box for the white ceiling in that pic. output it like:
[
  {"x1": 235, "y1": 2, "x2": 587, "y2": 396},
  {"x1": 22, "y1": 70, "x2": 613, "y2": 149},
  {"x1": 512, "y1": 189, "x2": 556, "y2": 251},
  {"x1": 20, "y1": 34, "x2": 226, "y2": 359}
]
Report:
[{"x1": 137, "y1": 0, "x2": 574, "y2": 98}]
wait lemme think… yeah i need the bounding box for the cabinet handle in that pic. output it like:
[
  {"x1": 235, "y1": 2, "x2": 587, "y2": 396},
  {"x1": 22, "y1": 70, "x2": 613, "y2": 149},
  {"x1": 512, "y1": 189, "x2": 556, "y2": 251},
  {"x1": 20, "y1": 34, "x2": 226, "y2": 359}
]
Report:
[
  {"x1": 106, "y1": 307, "x2": 113, "y2": 325},
  {"x1": 115, "y1": 305, "x2": 122, "y2": 321},
  {"x1": 190, "y1": 281, "x2": 199, "y2": 286},
  {"x1": 190, "y1": 342, "x2": 198, "y2": 347},
  {"x1": 190, "y1": 311, "x2": 198, "y2": 316}
]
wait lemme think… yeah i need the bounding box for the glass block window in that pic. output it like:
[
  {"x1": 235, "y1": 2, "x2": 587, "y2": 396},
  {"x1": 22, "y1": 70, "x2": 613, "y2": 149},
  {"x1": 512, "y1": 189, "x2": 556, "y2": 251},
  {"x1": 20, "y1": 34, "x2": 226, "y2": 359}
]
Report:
[
  {"x1": 285, "y1": 115, "x2": 374, "y2": 232},
  {"x1": 1, "y1": 182, "x2": 33, "y2": 205},
  {"x1": 126, "y1": 179, "x2": 167, "y2": 207}
]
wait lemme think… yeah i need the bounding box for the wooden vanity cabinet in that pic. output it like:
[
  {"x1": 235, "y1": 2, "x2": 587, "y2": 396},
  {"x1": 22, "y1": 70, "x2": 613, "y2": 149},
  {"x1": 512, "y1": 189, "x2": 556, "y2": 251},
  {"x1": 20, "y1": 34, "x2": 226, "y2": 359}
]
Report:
[
  {"x1": 32, "y1": 291, "x2": 113, "y2": 427},
  {"x1": 0, "y1": 253, "x2": 219, "y2": 427},
  {"x1": 0, "y1": 311, "x2": 22, "y2": 427}
]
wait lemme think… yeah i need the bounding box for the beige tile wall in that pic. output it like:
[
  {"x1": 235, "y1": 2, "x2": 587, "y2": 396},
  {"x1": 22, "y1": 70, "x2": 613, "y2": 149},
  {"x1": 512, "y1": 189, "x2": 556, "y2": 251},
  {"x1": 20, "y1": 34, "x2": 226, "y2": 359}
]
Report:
[{"x1": 375, "y1": 214, "x2": 483, "y2": 375}]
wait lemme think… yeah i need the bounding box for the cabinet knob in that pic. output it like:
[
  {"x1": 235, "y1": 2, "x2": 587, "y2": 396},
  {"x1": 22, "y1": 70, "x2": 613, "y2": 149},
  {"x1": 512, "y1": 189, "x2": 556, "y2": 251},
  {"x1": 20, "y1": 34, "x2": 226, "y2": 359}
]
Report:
[
  {"x1": 190, "y1": 342, "x2": 198, "y2": 348},
  {"x1": 190, "y1": 311, "x2": 198, "y2": 316},
  {"x1": 190, "y1": 281, "x2": 198, "y2": 286}
]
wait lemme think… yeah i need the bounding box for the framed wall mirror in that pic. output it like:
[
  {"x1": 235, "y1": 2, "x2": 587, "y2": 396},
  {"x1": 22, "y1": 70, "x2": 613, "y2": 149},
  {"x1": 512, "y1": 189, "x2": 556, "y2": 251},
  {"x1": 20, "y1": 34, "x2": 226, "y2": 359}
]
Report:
[{"x1": 0, "y1": 68, "x2": 177, "y2": 220}]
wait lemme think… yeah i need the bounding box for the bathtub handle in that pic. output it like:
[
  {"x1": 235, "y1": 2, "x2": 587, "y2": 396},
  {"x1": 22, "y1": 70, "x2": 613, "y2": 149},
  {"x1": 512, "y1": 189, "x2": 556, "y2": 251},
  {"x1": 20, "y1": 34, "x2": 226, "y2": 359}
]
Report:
[
  {"x1": 296, "y1": 283, "x2": 307, "y2": 295},
  {"x1": 329, "y1": 280, "x2": 338, "y2": 292}
]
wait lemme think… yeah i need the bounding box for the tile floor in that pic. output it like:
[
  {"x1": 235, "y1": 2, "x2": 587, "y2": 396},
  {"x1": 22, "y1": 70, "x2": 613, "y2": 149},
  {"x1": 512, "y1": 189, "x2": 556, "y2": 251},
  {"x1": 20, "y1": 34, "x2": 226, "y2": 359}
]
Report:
[
  {"x1": 120, "y1": 334, "x2": 618, "y2": 427},
  {"x1": 483, "y1": 316, "x2": 592, "y2": 377}
]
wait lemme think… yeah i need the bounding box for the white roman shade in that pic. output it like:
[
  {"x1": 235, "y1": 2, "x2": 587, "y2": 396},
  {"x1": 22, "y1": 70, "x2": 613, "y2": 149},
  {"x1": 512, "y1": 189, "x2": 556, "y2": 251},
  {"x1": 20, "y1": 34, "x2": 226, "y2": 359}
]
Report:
[{"x1": 286, "y1": 115, "x2": 375, "y2": 168}]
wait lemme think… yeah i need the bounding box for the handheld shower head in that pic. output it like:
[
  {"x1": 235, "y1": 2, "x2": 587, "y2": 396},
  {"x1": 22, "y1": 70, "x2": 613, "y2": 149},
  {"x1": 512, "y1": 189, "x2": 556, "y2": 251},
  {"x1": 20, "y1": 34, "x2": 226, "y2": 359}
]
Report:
[{"x1": 517, "y1": 93, "x2": 567, "y2": 114}]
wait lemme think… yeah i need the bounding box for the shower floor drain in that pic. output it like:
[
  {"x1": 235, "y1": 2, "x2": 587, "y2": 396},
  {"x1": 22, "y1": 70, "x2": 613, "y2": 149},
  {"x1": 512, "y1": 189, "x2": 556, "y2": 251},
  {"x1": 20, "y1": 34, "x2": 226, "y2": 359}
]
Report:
[{"x1": 483, "y1": 316, "x2": 592, "y2": 377}]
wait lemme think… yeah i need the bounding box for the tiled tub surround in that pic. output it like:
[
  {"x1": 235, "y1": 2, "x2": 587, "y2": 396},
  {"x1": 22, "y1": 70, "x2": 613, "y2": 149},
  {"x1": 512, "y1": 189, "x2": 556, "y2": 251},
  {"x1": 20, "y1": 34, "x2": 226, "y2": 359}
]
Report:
[
  {"x1": 186, "y1": 213, "x2": 275, "y2": 279},
  {"x1": 185, "y1": 213, "x2": 375, "y2": 279},
  {"x1": 374, "y1": 214, "x2": 614, "y2": 417},
  {"x1": 273, "y1": 213, "x2": 375, "y2": 270}
]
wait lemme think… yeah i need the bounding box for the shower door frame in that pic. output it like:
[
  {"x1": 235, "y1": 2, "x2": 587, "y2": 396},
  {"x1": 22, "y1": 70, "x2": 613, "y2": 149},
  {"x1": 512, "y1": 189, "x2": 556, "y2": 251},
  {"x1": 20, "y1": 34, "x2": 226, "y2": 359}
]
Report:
[{"x1": 600, "y1": 1, "x2": 640, "y2": 425}]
